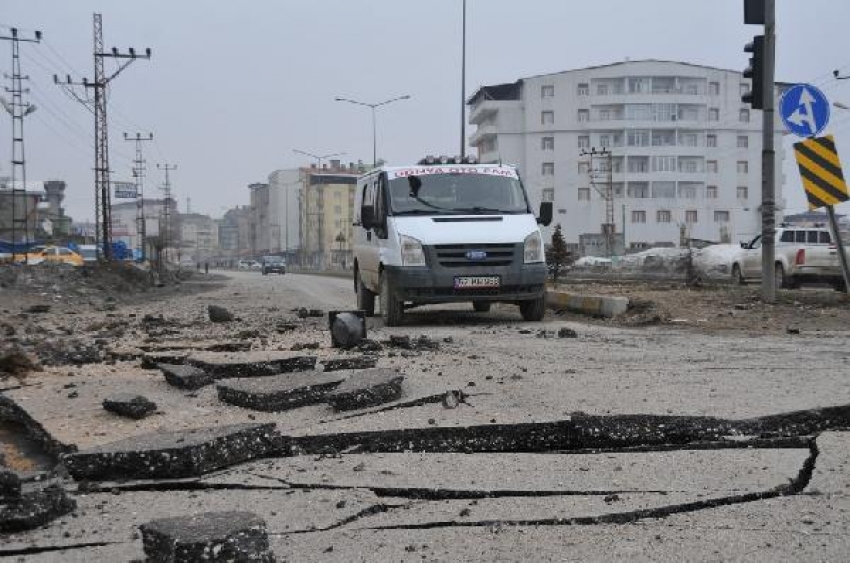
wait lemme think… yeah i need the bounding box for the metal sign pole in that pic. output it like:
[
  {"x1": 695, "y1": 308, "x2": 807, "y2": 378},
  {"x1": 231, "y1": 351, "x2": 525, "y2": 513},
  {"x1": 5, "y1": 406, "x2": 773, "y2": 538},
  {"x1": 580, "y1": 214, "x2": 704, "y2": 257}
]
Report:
[{"x1": 825, "y1": 205, "x2": 850, "y2": 293}]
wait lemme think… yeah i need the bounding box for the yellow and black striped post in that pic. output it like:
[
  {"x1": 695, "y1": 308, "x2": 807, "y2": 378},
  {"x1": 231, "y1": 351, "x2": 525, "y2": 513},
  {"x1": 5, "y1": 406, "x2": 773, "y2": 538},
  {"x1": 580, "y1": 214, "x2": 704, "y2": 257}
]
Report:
[
  {"x1": 793, "y1": 134, "x2": 848, "y2": 210},
  {"x1": 792, "y1": 134, "x2": 850, "y2": 292}
]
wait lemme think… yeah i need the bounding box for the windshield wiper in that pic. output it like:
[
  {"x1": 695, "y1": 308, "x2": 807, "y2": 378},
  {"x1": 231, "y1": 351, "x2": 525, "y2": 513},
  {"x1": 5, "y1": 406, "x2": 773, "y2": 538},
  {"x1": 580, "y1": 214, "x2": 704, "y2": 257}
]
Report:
[{"x1": 453, "y1": 206, "x2": 517, "y2": 214}]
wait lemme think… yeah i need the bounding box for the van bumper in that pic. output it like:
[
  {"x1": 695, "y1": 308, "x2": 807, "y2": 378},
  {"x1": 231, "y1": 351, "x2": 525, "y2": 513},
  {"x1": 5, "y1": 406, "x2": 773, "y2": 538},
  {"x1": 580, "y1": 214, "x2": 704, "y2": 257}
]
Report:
[{"x1": 384, "y1": 264, "x2": 547, "y2": 304}]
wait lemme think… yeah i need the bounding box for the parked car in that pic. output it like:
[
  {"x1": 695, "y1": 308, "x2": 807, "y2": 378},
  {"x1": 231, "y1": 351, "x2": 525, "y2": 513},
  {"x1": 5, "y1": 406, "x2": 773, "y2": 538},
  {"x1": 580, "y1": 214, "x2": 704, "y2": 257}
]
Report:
[
  {"x1": 732, "y1": 226, "x2": 847, "y2": 290},
  {"x1": 237, "y1": 259, "x2": 257, "y2": 270},
  {"x1": 14, "y1": 246, "x2": 84, "y2": 267},
  {"x1": 261, "y1": 255, "x2": 286, "y2": 275}
]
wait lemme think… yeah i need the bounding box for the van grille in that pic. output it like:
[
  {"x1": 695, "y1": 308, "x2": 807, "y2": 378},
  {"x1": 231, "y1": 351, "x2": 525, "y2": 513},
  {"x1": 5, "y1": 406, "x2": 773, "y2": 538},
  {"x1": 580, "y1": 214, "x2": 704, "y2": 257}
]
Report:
[{"x1": 432, "y1": 243, "x2": 518, "y2": 268}]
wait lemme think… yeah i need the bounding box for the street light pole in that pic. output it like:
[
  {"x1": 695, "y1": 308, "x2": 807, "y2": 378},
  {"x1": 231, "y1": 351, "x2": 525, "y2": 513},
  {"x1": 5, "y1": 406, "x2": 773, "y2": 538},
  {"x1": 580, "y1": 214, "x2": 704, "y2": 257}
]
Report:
[
  {"x1": 335, "y1": 95, "x2": 411, "y2": 167},
  {"x1": 292, "y1": 149, "x2": 346, "y2": 169}
]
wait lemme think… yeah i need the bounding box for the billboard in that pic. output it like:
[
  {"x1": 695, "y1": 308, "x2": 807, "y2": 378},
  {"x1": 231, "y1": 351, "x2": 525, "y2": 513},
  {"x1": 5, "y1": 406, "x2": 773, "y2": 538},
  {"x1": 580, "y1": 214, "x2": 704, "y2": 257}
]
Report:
[{"x1": 114, "y1": 181, "x2": 137, "y2": 199}]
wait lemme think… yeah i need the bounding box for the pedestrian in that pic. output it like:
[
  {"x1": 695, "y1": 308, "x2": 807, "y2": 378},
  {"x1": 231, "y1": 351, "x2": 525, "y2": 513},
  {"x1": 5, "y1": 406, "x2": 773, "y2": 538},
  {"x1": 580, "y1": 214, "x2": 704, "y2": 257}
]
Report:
[{"x1": 204, "y1": 262, "x2": 209, "y2": 274}]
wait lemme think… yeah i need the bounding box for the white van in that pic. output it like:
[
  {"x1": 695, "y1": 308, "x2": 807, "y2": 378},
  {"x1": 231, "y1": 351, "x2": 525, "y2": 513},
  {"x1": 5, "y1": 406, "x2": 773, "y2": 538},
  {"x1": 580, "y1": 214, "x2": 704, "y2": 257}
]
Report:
[{"x1": 353, "y1": 157, "x2": 553, "y2": 325}]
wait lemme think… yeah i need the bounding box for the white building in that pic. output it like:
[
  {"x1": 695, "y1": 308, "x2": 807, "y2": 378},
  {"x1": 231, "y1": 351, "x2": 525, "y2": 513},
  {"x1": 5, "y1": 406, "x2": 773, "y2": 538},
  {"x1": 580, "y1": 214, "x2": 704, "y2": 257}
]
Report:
[
  {"x1": 267, "y1": 169, "x2": 302, "y2": 255},
  {"x1": 179, "y1": 212, "x2": 219, "y2": 262},
  {"x1": 467, "y1": 60, "x2": 787, "y2": 252}
]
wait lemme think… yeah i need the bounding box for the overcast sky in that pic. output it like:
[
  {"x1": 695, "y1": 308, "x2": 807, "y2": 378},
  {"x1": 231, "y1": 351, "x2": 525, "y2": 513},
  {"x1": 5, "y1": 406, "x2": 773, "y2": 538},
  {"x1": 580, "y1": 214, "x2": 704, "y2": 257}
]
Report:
[{"x1": 4, "y1": 0, "x2": 850, "y2": 222}]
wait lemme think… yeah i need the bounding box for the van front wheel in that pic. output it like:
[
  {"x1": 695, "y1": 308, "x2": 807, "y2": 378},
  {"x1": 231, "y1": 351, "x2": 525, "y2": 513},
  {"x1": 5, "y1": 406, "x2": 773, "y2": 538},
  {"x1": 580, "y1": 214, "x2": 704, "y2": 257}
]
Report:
[
  {"x1": 356, "y1": 271, "x2": 375, "y2": 316},
  {"x1": 519, "y1": 296, "x2": 545, "y2": 321},
  {"x1": 380, "y1": 271, "x2": 404, "y2": 326}
]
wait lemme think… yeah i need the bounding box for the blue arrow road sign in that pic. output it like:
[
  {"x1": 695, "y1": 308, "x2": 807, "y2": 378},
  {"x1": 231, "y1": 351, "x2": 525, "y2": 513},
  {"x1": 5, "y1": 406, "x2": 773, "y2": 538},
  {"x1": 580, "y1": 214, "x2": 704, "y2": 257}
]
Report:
[{"x1": 780, "y1": 84, "x2": 830, "y2": 138}]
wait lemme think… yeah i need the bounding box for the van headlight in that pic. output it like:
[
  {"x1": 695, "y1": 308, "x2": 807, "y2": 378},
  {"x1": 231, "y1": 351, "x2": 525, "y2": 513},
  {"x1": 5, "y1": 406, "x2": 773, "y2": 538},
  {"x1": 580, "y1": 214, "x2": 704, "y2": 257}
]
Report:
[
  {"x1": 400, "y1": 235, "x2": 426, "y2": 267},
  {"x1": 524, "y1": 231, "x2": 544, "y2": 263}
]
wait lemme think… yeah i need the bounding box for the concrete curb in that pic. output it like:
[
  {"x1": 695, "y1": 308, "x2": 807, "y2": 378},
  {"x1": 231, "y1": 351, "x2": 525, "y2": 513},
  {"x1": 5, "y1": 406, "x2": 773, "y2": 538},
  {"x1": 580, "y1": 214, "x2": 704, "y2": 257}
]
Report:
[{"x1": 545, "y1": 288, "x2": 629, "y2": 318}]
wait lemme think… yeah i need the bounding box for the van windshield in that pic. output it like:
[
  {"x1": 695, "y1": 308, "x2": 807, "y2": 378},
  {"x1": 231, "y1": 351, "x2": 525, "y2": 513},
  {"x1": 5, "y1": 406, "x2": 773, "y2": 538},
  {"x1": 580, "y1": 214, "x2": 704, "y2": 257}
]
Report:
[{"x1": 388, "y1": 173, "x2": 530, "y2": 215}]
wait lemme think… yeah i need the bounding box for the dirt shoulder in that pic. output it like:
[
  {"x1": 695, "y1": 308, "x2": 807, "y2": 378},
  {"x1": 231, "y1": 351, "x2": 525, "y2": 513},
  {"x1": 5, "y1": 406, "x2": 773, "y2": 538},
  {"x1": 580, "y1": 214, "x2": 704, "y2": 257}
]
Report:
[{"x1": 551, "y1": 279, "x2": 850, "y2": 334}]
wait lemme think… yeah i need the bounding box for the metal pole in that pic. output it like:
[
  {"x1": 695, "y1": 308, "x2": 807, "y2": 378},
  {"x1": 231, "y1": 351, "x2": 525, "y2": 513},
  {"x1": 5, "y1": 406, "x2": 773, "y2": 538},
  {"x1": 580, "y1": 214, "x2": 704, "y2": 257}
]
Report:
[
  {"x1": 760, "y1": 0, "x2": 776, "y2": 302},
  {"x1": 460, "y1": 0, "x2": 467, "y2": 159},
  {"x1": 826, "y1": 205, "x2": 850, "y2": 293},
  {"x1": 371, "y1": 105, "x2": 377, "y2": 168}
]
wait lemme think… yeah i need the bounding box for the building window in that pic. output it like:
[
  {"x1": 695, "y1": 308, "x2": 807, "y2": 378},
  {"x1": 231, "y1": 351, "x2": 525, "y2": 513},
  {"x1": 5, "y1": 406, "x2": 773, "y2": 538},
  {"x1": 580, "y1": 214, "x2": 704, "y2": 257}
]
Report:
[
  {"x1": 657, "y1": 210, "x2": 672, "y2": 223},
  {"x1": 737, "y1": 186, "x2": 749, "y2": 199},
  {"x1": 541, "y1": 136, "x2": 554, "y2": 150},
  {"x1": 706, "y1": 134, "x2": 717, "y2": 147},
  {"x1": 707, "y1": 160, "x2": 718, "y2": 174},
  {"x1": 541, "y1": 85, "x2": 554, "y2": 98},
  {"x1": 597, "y1": 83, "x2": 609, "y2": 95},
  {"x1": 714, "y1": 210, "x2": 730, "y2": 223},
  {"x1": 681, "y1": 133, "x2": 698, "y2": 147},
  {"x1": 600, "y1": 134, "x2": 611, "y2": 147},
  {"x1": 541, "y1": 162, "x2": 555, "y2": 176},
  {"x1": 578, "y1": 162, "x2": 590, "y2": 174},
  {"x1": 706, "y1": 185, "x2": 718, "y2": 199},
  {"x1": 541, "y1": 111, "x2": 554, "y2": 125},
  {"x1": 627, "y1": 183, "x2": 649, "y2": 198},
  {"x1": 685, "y1": 210, "x2": 698, "y2": 223},
  {"x1": 578, "y1": 135, "x2": 590, "y2": 149},
  {"x1": 737, "y1": 135, "x2": 749, "y2": 148},
  {"x1": 740, "y1": 109, "x2": 750, "y2": 122},
  {"x1": 631, "y1": 210, "x2": 647, "y2": 223},
  {"x1": 708, "y1": 108, "x2": 719, "y2": 121},
  {"x1": 627, "y1": 130, "x2": 649, "y2": 147},
  {"x1": 577, "y1": 109, "x2": 590, "y2": 122},
  {"x1": 599, "y1": 109, "x2": 611, "y2": 120},
  {"x1": 709, "y1": 81, "x2": 720, "y2": 95},
  {"x1": 652, "y1": 156, "x2": 676, "y2": 172},
  {"x1": 578, "y1": 188, "x2": 591, "y2": 201},
  {"x1": 577, "y1": 83, "x2": 589, "y2": 96},
  {"x1": 737, "y1": 160, "x2": 749, "y2": 174}
]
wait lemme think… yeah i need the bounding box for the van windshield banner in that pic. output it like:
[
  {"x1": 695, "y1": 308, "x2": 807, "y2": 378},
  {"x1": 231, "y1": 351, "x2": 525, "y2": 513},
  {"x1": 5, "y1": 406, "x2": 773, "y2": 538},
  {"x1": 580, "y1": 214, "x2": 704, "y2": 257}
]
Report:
[{"x1": 388, "y1": 167, "x2": 518, "y2": 180}]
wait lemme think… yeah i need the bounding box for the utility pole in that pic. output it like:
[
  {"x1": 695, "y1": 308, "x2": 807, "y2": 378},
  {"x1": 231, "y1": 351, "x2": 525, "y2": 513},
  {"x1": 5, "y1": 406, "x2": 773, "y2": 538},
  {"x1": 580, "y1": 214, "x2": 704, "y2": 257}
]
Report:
[
  {"x1": 1, "y1": 27, "x2": 41, "y2": 263},
  {"x1": 157, "y1": 163, "x2": 177, "y2": 267},
  {"x1": 54, "y1": 13, "x2": 151, "y2": 261},
  {"x1": 460, "y1": 0, "x2": 467, "y2": 159},
  {"x1": 124, "y1": 132, "x2": 153, "y2": 261},
  {"x1": 581, "y1": 147, "x2": 616, "y2": 258},
  {"x1": 743, "y1": 0, "x2": 776, "y2": 302}
]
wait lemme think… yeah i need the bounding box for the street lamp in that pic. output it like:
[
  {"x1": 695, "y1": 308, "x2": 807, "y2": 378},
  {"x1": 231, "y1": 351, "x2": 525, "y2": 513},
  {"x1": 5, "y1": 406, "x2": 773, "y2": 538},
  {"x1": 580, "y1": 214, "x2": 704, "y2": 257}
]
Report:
[
  {"x1": 334, "y1": 95, "x2": 411, "y2": 167},
  {"x1": 292, "y1": 149, "x2": 346, "y2": 169}
]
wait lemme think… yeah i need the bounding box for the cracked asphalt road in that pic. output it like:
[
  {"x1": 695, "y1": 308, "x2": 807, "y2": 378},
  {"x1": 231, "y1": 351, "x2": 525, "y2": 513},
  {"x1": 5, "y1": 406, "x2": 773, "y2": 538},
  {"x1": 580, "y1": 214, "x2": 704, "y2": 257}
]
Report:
[{"x1": 2, "y1": 269, "x2": 850, "y2": 561}]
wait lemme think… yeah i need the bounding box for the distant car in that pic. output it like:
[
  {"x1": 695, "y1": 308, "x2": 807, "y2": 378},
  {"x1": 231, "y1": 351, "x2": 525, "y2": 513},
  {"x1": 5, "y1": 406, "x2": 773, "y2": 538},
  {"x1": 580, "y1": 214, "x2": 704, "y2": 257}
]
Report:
[
  {"x1": 249, "y1": 260, "x2": 262, "y2": 270},
  {"x1": 14, "y1": 246, "x2": 84, "y2": 267},
  {"x1": 237, "y1": 259, "x2": 256, "y2": 270},
  {"x1": 261, "y1": 255, "x2": 286, "y2": 275}
]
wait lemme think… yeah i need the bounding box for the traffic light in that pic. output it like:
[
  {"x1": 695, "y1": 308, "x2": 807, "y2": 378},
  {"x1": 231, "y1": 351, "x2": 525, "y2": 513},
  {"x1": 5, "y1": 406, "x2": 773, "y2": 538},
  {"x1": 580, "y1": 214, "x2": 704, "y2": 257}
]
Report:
[{"x1": 742, "y1": 35, "x2": 764, "y2": 109}]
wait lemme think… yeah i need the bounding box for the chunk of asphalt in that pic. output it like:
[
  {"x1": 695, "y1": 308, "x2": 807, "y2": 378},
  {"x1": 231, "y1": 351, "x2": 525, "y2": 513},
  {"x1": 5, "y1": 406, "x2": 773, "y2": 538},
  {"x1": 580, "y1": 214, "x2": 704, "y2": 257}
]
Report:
[
  {"x1": 324, "y1": 368, "x2": 405, "y2": 412},
  {"x1": 207, "y1": 304, "x2": 235, "y2": 323},
  {"x1": 102, "y1": 393, "x2": 157, "y2": 419},
  {"x1": 191, "y1": 354, "x2": 317, "y2": 380},
  {"x1": 140, "y1": 511, "x2": 275, "y2": 563},
  {"x1": 320, "y1": 356, "x2": 377, "y2": 372},
  {"x1": 61, "y1": 423, "x2": 278, "y2": 481},
  {"x1": 329, "y1": 311, "x2": 367, "y2": 349},
  {"x1": 216, "y1": 372, "x2": 346, "y2": 412},
  {"x1": 158, "y1": 363, "x2": 214, "y2": 390},
  {"x1": 0, "y1": 484, "x2": 76, "y2": 533},
  {"x1": 141, "y1": 351, "x2": 188, "y2": 370}
]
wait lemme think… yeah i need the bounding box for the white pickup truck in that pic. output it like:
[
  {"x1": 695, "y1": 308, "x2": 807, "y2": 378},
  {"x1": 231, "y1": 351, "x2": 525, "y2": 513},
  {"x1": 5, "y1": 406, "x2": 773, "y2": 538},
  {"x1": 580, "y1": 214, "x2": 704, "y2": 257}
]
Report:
[{"x1": 732, "y1": 226, "x2": 848, "y2": 290}]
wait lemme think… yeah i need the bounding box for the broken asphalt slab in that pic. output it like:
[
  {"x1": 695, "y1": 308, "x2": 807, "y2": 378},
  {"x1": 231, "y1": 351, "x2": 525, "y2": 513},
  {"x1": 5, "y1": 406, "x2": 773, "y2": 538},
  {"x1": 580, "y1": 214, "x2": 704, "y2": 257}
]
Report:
[
  {"x1": 61, "y1": 423, "x2": 278, "y2": 481},
  {"x1": 216, "y1": 372, "x2": 346, "y2": 412},
  {"x1": 157, "y1": 362, "x2": 214, "y2": 390},
  {"x1": 290, "y1": 404, "x2": 850, "y2": 455},
  {"x1": 190, "y1": 351, "x2": 317, "y2": 379},
  {"x1": 0, "y1": 483, "x2": 76, "y2": 533},
  {"x1": 140, "y1": 511, "x2": 276, "y2": 562},
  {"x1": 101, "y1": 393, "x2": 157, "y2": 419},
  {"x1": 324, "y1": 368, "x2": 405, "y2": 412}
]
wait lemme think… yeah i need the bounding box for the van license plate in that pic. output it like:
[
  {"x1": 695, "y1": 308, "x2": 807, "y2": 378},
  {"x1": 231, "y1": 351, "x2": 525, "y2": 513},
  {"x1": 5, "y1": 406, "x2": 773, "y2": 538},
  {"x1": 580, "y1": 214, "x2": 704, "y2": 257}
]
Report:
[{"x1": 454, "y1": 276, "x2": 500, "y2": 289}]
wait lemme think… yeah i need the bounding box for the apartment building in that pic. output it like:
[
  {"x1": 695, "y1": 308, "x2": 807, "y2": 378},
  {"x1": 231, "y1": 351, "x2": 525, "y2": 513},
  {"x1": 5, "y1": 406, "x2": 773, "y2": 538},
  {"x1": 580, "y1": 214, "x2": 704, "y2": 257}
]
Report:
[
  {"x1": 298, "y1": 164, "x2": 359, "y2": 269},
  {"x1": 179, "y1": 212, "x2": 219, "y2": 262},
  {"x1": 467, "y1": 60, "x2": 787, "y2": 251}
]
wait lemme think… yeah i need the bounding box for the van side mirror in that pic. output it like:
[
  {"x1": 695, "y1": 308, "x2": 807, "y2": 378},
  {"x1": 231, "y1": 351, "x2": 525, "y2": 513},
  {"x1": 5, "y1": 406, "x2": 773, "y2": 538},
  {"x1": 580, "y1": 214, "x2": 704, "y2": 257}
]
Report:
[
  {"x1": 537, "y1": 201, "x2": 553, "y2": 226},
  {"x1": 361, "y1": 205, "x2": 376, "y2": 229}
]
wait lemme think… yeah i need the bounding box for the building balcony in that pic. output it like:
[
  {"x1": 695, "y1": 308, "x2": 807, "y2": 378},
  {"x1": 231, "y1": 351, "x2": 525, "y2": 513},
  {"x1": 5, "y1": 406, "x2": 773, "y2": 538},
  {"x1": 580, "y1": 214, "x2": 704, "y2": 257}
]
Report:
[
  {"x1": 469, "y1": 124, "x2": 497, "y2": 147},
  {"x1": 468, "y1": 99, "x2": 500, "y2": 125}
]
